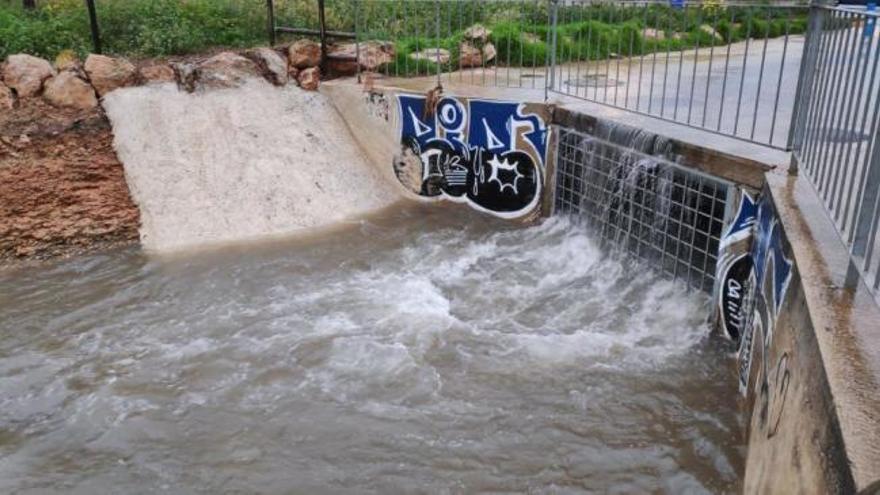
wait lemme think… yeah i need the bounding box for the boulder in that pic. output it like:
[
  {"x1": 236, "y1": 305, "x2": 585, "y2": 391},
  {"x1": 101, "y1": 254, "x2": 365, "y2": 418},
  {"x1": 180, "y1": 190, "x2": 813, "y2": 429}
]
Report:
[
  {"x1": 298, "y1": 67, "x2": 320, "y2": 91},
  {"x1": 464, "y1": 24, "x2": 491, "y2": 43},
  {"x1": 195, "y1": 52, "x2": 262, "y2": 90},
  {"x1": 2, "y1": 54, "x2": 55, "y2": 98},
  {"x1": 246, "y1": 47, "x2": 289, "y2": 86},
  {"x1": 642, "y1": 28, "x2": 665, "y2": 41},
  {"x1": 42, "y1": 71, "x2": 98, "y2": 110},
  {"x1": 459, "y1": 42, "x2": 482, "y2": 68},
  {"x1": 0, "y1": 83, "x2": 13, "y2": 110},
  {"x1": 289, "y1": 39, "x2": 321, "y2": 69},
  {"x1": 409, "y1": 48, "x2": 450, "y2": 65},
  {"x1": 288, "y1": 66, "x2": 300, "y2": 83},
  {"x1": 84, "y1": 54, "x2": 137, "y2": 96},
  {"x1": 701, "y1": 24, "x2": 724, "y2": 42},
  {"x1": 54, "y1": 50, "x2": 81, "y2": 72},
  {"x1": 139, "y1": 63, "x2": 176, "y2": 84},
  {"x1": 482, "y1": 43, "x2": 497, "y2": 64},
  {"x1": 327, "y1": 41, "x2": 394, "y2": 75}
]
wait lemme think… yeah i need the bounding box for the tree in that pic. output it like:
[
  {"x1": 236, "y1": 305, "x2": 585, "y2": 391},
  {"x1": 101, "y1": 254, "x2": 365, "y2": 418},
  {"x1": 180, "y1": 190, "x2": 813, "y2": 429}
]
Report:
[{"x1": 23, "y1": 0, "x2": 36, "y2": 10}]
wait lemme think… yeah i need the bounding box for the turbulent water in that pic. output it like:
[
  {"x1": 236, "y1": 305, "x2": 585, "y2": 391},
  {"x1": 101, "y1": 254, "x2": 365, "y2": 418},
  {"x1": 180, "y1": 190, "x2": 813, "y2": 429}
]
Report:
[{"x1": 0, "y1": 204, "x2": 743, "y2": 494}]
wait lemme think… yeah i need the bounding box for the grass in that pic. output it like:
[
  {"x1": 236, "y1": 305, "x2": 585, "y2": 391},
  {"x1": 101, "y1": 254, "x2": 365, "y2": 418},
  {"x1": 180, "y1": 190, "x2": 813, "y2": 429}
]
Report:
[{"x1": 1, "y1": 0, "x2": 808, "y2": 76}]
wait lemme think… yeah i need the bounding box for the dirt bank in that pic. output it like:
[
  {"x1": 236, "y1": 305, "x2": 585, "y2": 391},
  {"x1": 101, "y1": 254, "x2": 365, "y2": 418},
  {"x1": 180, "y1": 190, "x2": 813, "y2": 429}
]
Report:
[{"x1": 0, "y1": 99, "x2": 140, "y2": 265}]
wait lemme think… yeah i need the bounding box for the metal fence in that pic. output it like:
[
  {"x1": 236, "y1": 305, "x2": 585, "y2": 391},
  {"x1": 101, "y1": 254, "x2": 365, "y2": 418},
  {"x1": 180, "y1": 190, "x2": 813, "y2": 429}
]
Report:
[
  {"x1": 554, "y1": 125, "x2": 730, "y2": 292},
  {"x1": 790, "y1": 4, "x2": 880, "y2": 300},
  {"x1": 546, "y1": 1, "x2": 809, "y2": 150}
]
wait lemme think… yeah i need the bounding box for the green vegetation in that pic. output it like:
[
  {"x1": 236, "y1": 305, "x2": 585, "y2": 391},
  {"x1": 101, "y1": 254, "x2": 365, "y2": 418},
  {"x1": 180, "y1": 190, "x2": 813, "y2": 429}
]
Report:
[{"x1": 1, "y1": 0, "x2": 808, "y2": 75}]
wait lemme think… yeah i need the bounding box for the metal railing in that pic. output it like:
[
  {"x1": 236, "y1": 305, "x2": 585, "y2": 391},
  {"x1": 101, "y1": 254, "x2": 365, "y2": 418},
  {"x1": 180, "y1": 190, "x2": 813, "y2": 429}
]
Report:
[
  {"x1": 790, "y1": 3, "x2": 880, "y2": 300},
  {"x1": 546, "y1": 1, "x2": 810, "y2": 150}
]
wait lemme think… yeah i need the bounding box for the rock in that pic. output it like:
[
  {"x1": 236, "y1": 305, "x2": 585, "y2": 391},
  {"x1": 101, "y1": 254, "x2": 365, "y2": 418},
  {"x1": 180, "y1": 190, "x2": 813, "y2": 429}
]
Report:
[
  {"x1": 84, "y1": 54, "x2": 137, "y2": 96},
  {"x1": 700, "y1": 24, "x2": 724, "y2": 42},
  {"x1": 360, "y1": 41, "x2": 395, "y2": 71},
  {"x1": 522, "y1": 32, "x2": 542, "y2": 44},
  {"x1": 459, "y1": 42, "x2": 482, "y2": 68},
  {"x1": 288, "y1": 39, "x2": 321, "y2": 69},
  {"x1": 0, "y1": 83, "x2": 13, "y2": 110},
  {"x1": 42, "y1": 71, "x2": 98, "y2": 110},
  {"x1": 482, "y1": 43, "x2": 497, "y2": 64},
  {"x1": 409, "y1": 48, "x2": 450, "y2": 65},
  {"x1": 246, "y1": 47, "x2": 288, "y2": 86},
  {"x1": 642, "y1": 28, "x2": 665, "y2": 41},
  {"x1": 2, "y1": 54, "x2": 55, "y2": 98},
  {"x1": 195, "y1": 52, "x2": 262, "y2": 90},
  {"x1": 298, "y1": 67, "x2": 320, "y2": 91},
  {"x1": 326, "y1": 41, "x2": 395, "y2": 75},
  {"x1": 288, "y1": 66, "x2": 300, "y2": 83},
  {"x1": 464, "y1": 24, "x2": 491, "y2": 43},
  {"x1": 171, "y1": 63, "x2": 197, "y2": 92},
  {"x1": 54, "y1": 50, "x2": 81, "y2": 72},
  {"x1": 139, "y1": 64, "x2": 176, "y2": 84}
]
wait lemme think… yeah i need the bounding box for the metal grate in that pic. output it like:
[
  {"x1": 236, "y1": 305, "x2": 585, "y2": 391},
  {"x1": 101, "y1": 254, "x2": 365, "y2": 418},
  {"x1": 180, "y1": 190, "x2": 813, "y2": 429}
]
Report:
[{"x1": 554, "y1": 126, "x2": 729, "y2": 292}]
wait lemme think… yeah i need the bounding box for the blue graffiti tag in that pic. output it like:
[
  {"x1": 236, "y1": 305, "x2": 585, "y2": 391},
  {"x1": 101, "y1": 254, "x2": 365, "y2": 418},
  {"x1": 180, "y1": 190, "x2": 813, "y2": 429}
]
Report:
[{"x1": 394, "y1": 94, "x2": 548, "y2": 218}]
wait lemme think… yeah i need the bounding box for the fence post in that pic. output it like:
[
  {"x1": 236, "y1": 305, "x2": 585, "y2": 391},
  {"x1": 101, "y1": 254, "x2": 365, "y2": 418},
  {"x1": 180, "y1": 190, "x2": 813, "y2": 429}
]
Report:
[
  {"x1": 84, "y1": 0, "x2": 101, "y2": 54},
  {"x1": 318, "y1": 0, "x2": 328, "y2": 74},
  {"x1": 355, "y1": 0, "x2": 361, "y2": 84},
  {"x1": 787, "y1": 4, "x2": 825, "y2": 165},
  {"x1": 545, "y1": 0, "x2": 559, "y2": 101},
  {"x1": 266, "y1": 0, "x2": 276, "y2": 46},
  {"x1": 435, "y1": 0, "x2": 442, "y2": 88}
]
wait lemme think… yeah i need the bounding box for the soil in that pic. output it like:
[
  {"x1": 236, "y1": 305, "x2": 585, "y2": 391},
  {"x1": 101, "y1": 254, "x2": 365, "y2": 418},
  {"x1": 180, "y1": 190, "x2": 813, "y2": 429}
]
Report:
[{"x1": 0, "y1": 98, "x2": 140, "y2": 266}]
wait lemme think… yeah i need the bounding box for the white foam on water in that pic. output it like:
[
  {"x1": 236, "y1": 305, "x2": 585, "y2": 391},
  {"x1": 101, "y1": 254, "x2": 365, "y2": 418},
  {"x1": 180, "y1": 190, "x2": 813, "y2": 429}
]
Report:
[{"x1": 0, "y1": 209, "x2": 740, "y2": 493}]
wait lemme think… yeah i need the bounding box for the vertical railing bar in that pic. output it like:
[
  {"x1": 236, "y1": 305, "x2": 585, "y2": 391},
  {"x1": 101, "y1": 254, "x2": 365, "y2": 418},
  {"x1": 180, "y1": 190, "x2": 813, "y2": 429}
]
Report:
[
  {"x1": 532, "y1": 0, "x2": 539, "y2": 88},
  {"x1": 586, "y1": 2, "x2": 596, "y2": 100},
  {"x1": 625, "y1": 6, "x2": 635, "y2": 109},
  {"x1": 356, "y1": 0, "x2": 362, "y2": 84},
  {"x1": 660, "y1": 7, "x2": 672, "y2": 118},
  {"x1": 716, "y1": 9, "x2": 736, "y2": 132},
  {"x1": 603, "y1": 4, "x2": 615, "y2": 103},
  {"x1": 575, "y1": 1, "x2": 586, "y2": 97},
  {"x1": 266, "y1": 0, "x2": 277, "y2": 47},
  {"x1": 547, "y1": 0, "x2": 559, "y2": 100},
  {"x1": 701, "y1": 7, "x2": 719, "y2": 129},
  {"x1": 789, "y1": 6, "x2": 822, "y2": 153},
  {"x1": 637, "y1": 3, "x2": 647, "y2": 112},
  {"x1": 648, "y1": 6, "x2": 659, "y2": 113},
  {"x1": 769, "y1": 8, "x2": 793, "y2": 146},
  {"x1": 748, "y1": 8, "x2": 772, "y2": 141},
  {"x1": 674, "y1": 4, "x2": 687, "y2": 121},
  {"x1": 518, "y1": 0, "x2": 525, "y2": 87},
  {"x1": 614, "y1": 3, "x2": 623, "y2": 106},
  {"x1": 733, "y1": 8, "x2": 753, "y2": 137},
  {"x1": 686, "y1": 5, "x2": 704, "y2": 125}
]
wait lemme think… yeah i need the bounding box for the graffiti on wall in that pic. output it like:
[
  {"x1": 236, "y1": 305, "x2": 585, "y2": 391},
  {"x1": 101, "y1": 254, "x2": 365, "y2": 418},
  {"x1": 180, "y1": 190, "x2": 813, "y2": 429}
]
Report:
[
  {"x1": 393, "y1": 94, "x2": 548, "y2": 218},
  {"x1": 715, "y1": 189, "x2": 793, "y2": 397},
  {"x1": 738, "y1": 192, "x2": 793, "y2": 395},
  {"x1": 715, "y1": 190, "x2": 759, "y2": 342}
]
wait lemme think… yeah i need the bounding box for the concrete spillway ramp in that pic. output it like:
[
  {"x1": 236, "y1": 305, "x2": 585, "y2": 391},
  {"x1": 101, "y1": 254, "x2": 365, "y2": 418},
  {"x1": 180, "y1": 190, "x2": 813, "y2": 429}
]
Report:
[{"x1": 102, "y1": 80, "x2": 401, "y2": 252}]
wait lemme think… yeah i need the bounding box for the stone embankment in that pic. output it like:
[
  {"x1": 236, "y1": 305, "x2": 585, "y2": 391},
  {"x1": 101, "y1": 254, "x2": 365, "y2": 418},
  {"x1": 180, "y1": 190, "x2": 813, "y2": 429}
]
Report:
[{"x1": 0, "y1": 39, "x2": 399, "y2": 265}]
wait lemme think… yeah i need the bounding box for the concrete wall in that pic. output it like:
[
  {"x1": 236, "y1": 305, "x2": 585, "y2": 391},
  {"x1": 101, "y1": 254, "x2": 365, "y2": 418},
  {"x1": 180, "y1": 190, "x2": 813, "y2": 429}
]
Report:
[
  {"x1": 323, "y1": 81, "x2": 552, "y2": 222},
  {"x1": 328, "y1": 81, "x2": 880, "y2": 493}
]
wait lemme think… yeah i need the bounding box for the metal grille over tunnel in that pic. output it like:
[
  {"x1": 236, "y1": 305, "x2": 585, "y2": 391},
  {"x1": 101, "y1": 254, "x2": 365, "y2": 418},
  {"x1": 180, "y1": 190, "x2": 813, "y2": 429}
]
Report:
[{"x1": 553, "y1": 126, "x2": 728, "y2": 292}]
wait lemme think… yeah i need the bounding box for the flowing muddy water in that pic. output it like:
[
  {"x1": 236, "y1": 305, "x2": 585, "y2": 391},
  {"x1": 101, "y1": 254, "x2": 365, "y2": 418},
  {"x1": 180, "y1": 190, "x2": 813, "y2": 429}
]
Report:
[{"x1": 0, "y1": 204, "x2": 743, "y2": 494}]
